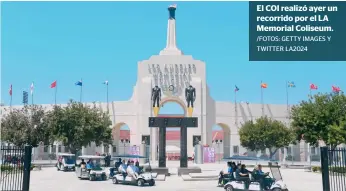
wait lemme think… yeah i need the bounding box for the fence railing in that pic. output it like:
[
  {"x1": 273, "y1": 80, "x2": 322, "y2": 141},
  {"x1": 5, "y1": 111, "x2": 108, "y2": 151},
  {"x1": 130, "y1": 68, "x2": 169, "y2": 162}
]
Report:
[
  {"x1": 321, "y1": 147, "x2": 346, "y2": 191},
  {"x1": 28, "y1": 143, "x2": 344, "y2": 167},
  {"x1": 0, "y1": 145, "x2": 32, "y2": 191}
]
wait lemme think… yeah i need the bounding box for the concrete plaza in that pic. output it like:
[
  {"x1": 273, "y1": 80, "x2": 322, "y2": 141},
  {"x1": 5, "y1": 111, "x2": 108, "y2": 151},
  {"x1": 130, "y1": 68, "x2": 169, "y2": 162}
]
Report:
[{"x1": 29, "y1": 163, "x2": 323, "y2": 191}]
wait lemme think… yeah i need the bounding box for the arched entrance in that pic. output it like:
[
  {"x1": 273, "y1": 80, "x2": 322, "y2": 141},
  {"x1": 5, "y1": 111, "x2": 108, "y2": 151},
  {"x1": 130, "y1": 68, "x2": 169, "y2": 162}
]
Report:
[
  {"x1": 212, "y1": 123, "x2": 231, "y2": 161},
  {"x1": 112, "y1": 122, "x2": 131, "y2": 155},
  {"x1": 158, "y1": 99, "x2": 186, "y2": 160}
]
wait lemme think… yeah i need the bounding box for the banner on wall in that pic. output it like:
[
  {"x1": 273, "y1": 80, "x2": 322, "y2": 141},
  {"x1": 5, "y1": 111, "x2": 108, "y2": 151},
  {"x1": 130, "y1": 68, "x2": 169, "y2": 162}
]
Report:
[
  {"x1": 128, "y1": 146, "x2": 140, "y2": 155},
  {"x1": 203, "y1": 146, "x2": 215, "y2": 163}
]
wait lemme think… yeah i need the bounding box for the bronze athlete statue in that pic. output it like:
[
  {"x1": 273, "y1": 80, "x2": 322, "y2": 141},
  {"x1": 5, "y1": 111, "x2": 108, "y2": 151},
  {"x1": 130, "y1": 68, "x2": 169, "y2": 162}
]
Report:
[{"x1": 185, "y1": 85, "x2": 196, "y2": 108}]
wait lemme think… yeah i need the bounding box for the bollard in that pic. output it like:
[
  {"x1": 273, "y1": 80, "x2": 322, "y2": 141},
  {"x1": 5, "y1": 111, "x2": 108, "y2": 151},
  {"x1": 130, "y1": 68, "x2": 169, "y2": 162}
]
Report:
[{"x1": 139, "y1": 143, "x2": 147, "y2": 164}]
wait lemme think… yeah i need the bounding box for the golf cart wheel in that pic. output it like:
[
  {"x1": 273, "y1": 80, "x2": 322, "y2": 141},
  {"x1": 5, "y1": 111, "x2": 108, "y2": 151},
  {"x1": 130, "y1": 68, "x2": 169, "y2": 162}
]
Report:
[
  {"x1": 224, "y1": 185, "x2": 234, "y2": 191},
  {"x1": 89, "y1": 176, "x2": 94, "y2": 181},
  {"x1": 137, "y1": 179, "x2": 144, "y2": 187},
  {"x1": 112, "y1": 177, "x2": 118, "y2": 184},
  {"x1": 148, "y1": 179, "x2": 155, "y2": 186},
  {"x1": 271, "y1": 189, "x2": 282, "y2": 191}
]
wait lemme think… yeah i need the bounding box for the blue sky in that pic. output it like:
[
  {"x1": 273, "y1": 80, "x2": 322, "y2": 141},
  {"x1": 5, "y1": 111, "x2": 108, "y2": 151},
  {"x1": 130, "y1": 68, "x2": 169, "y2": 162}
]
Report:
[{"x1": 2, "y1": 1, "x2": 345, "y2": 110}]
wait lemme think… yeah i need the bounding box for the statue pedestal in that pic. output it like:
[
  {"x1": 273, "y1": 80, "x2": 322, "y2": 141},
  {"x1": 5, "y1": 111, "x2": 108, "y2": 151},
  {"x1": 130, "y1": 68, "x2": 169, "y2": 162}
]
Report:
[
  {"x1": 187, "y1": 107, "x2": 193, "y2": 117},
  {"x1": 153, "y1": 107, "x2": 160, "y2": 117}
]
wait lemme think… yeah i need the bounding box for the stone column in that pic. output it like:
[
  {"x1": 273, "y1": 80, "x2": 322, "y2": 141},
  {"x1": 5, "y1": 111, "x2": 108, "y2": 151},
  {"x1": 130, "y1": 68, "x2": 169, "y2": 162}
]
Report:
[
  {"x1": 283, "y1": 147, "x2": 287, "y2": 164},
  {"x1": 307, "y1": 143, "x2": 311, "y2": 163},
  {"x1": 180, "y1": 126, "x2": 188, "y2": 168},
  {"x1": 195, "y1": 142, "x2": 203, "y2": 164},
  {"x1": 82, "y1": 146, "x2": 87, "y2": 155},
  {"x1": 158, "y1": 126, "x2": 166, "y2": 167},
  {"x1": 150, "y1": 128, "x2": 157, "y2": 163},
  {"x1": 139, "y1": 142, "x2": 147, "y2": 164},
  {"x1": 109, "y1": 144, "x2": 113, "y2": 156}
]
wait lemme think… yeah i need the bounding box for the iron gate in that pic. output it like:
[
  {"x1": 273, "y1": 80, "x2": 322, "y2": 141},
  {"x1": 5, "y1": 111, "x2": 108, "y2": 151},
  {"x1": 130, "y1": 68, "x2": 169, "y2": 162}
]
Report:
[
  {"x1": 320, "y1": 146, "x2": 346, "y2": 191},
  {"x1": 0, "y1": 145, "x2": 32, "y2": 191}
]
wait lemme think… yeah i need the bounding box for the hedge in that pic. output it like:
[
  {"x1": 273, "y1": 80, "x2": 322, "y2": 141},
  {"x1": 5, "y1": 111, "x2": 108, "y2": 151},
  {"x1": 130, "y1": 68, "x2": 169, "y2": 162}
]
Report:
[
  {"x1": 1, "y1": 164, "x2": 35, "y2": 172},
  {"x1": 312, "y1": 166, "x2": 346, "y2": 174}
]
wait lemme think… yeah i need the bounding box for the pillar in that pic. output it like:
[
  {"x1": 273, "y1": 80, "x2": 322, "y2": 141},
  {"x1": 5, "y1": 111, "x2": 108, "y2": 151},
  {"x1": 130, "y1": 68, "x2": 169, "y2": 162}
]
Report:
[
  {"x1": 307, "y1": 143, "x2": 311, "y2": 163},
  {"x1": 140, "y1": 143, "x2": 147, "y2": 164},
  {"x1": 158, "y1": 126, "x2": 166, "y2": 167},
  {"x1": 109, "y1": 144, "x2": 113, "y2": 156},
  {"x1": 180, "y1": 126, "x2": 188, "y2": 168},
  {"x1": 151, "y1": 128, "x2": 157, "y2": 163},
  {"x1": 195, "y1": 142, "x2": 203, "y2": 164},
  {"x1": 82, "y1": 146, "x2": 87, "y2": 155}
]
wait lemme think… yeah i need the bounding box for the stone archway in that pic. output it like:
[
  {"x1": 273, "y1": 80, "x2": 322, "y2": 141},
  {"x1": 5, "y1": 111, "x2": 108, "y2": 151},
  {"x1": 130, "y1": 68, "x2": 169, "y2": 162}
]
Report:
[
  {"x1": 149, "y1": 97, "x2": 188, "y2": 161},
  {"x1": 212, "y1": 123, "x2": 231, "y2": 160},
  {"x1": 159, "y1": 97, "x2": 187, "y2": 116},
  {"x1": 158, "y1": 100, "x2": 186, "y2": 161},
  {"x1": 112, "y1": 122, "x2": 131, "y2": 155}
]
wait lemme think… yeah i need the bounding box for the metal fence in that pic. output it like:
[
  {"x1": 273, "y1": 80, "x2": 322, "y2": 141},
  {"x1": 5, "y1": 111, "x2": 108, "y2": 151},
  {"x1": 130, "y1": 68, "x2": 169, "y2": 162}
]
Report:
[
  {"x1": 0, "y1": 145, "x2": 32, "y2": 191},
  {"x1": 208, "y1": 144, "x2": 323, "y2": 165},
  {"x1": 321, "y1": 147, "x2": 346, "y2": 191}
]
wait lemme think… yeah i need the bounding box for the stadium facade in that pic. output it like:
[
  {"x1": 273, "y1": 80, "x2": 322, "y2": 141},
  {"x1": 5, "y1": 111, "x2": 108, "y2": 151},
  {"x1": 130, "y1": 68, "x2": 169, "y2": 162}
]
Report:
[{"x1": 1, "y1": 5, "x2": 313, "y2": 162}]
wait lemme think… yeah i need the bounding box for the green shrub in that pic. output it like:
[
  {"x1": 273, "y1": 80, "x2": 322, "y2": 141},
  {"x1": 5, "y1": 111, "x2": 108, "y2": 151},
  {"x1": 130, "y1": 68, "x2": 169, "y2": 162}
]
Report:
[
  {"x1": 0, "y1": 164, "x2": 24, "y2": 172},
  {"x1": 1, "y1": 164, "x2": 36, "y2": 172},
  {"x1": 330, "y1": 166, "x2": 346, "y2": 174},
  {"x1": 1, "y1": 165, "x2": 14, "y2": 172},
  {"x1": 285, "y1": 155, "x2": 296, "y2": 161},
  {"x1": 311, "y1": 166, "x2": 345, "y2": 174},
  {"x1": 312, "y1": 166, "x2": 321, "y2": 172}
]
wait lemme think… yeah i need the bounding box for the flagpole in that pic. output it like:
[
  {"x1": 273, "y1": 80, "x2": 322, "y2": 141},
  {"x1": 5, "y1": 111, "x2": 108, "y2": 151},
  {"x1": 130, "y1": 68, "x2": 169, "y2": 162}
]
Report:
[
  {"x1": 309, "y1": 88, "x2": 312, "y2": 98},
  {"x1": 261, "y1": 80, "x2": 264, "y2": 117},
  {"x1": 10, "y1": 95, "x2": 12, "y2": 109},
  {"x1": 32, "y1": 93, "x2": 34, "y2": 105},
  {"x1": 234, "y1": 89, "x2": 237, "y2": 126},
  {"x1": 80, "y1": 78, "x2": 83, "y2": 103},
  {"x1": 286, "y1": 81, "x2": 289, "y2": 117},
  {"x1": 106, "y1": 83, "x2": 109, "y2": 113},
  {"x1": 55, "y1": 84, "x2": 57, "y2": 105}
]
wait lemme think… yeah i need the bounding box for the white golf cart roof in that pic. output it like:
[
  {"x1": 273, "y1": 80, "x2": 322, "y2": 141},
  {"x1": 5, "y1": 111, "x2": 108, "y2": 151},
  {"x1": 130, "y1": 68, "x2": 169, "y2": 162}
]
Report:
[
  {"x1": 57, "y1": 153, "x2": 75, "y2": 156},
  {"x1": 78, "y1": 155, "x2": 105, "y2": 159}
]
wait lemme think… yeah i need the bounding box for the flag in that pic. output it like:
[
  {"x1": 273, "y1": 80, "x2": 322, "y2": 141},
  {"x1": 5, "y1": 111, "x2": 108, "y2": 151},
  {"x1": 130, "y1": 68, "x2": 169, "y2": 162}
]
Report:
[
  {"x1": 332, "y1": 85, "x2": 341, "y2": 93},
  {"x1": 310, "y1": 83, "x2": 318, "y2": 90},
  {"x1": 75, "y1": 80, "x2": 82, "y2": 86},
  {"x1": 287, "y1": 81, "x2": 296, "y2": 88},
  {"x1": 103, "y1": 80, "x2": 109, "y2": 85},
  {"x1": 23, "y1": 91, "x2": 28, "y2": 104},
  {"x1": 261, "y1": 83, "x2": 268, "y2": 88},
  {"x1": 51, "y1": 80, "x2": 57, "y2": 88},
  {"x1": 234, "y1": 85, "x2": 239, "y2": 92},
  {"x1": 30, "y1": 82, "x2": 34, "y2": 95},
  {"x1": 9, "y1": 84, "x2": 12, "y2": 96}
]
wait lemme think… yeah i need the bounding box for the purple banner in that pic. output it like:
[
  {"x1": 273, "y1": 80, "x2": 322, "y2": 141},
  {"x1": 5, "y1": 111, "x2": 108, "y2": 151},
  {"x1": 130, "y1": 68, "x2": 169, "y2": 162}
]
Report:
[
  {"x1": 128, "y1": 146, "x2": 140, "y2": 155},
  {"x1": 203, "y1": 147, "x2": 215, "y2": 163}
]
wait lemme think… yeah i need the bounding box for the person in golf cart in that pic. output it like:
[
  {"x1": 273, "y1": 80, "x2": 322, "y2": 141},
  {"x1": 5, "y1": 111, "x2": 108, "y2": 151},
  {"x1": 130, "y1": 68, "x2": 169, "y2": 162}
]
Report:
[
  {"x1": 118, "y1": 160, "x2": 128, "y2": 181},
  {"x1": 252, "y1": 164, "x2": 273, "y2": 191},
  {"x1": 218, "y1": 162, "x2": 237, "y2": 186},
  {"x1": 235, "y1": 164, "x2": 251, "y2": 189},
  {"x1": 127, "y1": 161, "x2": 139, "y2": 179},
  {"x1": 115, "y1": 158, "x2": 122, "y2": 170},
  {"x1": 79, "y1": 159, "x2": 86, "y2": 168}
]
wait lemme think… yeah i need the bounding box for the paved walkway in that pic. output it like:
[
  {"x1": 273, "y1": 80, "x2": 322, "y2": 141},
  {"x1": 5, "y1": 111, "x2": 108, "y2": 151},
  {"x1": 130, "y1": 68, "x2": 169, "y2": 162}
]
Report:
[{"x1": 29, "y1": 166, "x2": 322, "y2": 191}]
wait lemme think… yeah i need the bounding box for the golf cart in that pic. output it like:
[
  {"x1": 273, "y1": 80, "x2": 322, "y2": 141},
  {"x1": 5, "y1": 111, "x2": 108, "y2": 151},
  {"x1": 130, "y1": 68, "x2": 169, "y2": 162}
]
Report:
[
  {"x1": 223, "y1": 162, "x2": 288, "y2": 191},
  {"x1": 75, "y1": 155, "x2": 107, "y2": 181},
  {"x1": 56, "y1": 153, "x2": 76, "y2": 171},
  {"x1": 110, "y1": 154, "x2": 155, "y2": 187}
]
